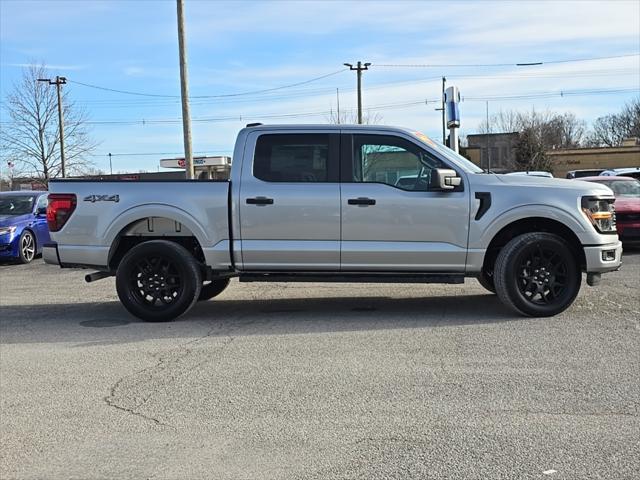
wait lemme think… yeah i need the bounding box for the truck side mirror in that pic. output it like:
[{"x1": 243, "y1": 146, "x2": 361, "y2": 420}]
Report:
[{"x1": 431, "y1": 169, "x2": 461, "y2": 190}]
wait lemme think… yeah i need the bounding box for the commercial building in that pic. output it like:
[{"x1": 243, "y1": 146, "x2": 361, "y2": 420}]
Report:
[
  {"x1": 547, "y1": 138, "x2": 640, "y2": 178},
  {"x1": 463, "y1": 134, "x2": 639, "y2": 177},
  {"x1": 465, "y1": 132, "x2": 519, "y2": 173}
]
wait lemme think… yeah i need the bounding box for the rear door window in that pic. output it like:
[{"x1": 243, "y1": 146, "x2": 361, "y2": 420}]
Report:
[{"x1": 254, "y1": 134, "x2": 338, "y2": 182}]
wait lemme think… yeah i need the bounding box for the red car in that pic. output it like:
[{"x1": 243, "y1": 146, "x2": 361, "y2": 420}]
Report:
[{"x1": 578, "y1": 176, "x2": 640, "y2": 242}]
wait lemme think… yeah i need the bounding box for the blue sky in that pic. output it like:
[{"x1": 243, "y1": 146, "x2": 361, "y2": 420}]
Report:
[{"x1": 1, "y1": 0, "x2": 639, "y2": 174}]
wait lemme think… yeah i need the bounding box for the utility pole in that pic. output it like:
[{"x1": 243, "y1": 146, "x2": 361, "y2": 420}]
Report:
[
  {"x1": 336, "y1": 88, "x2": 341, "y2": 124},
  {"x1": 108, "y1": 153, "x2": 113, "y2": 175},
  {"x1": 37, "y1": 76, "x2": 67, "y2": 178},
  {"x1": 176, "y1": 0, "x2": 194, "y2": 179},
  {"x1": 486, "y1": 100, "x2": 491, "y2": 173},
  {"x1": 344, "y1": 61, "x2": 370, "y2": 124},
  {"x1": 433, "y1": 77, "x2": 446, "y2": 144}
]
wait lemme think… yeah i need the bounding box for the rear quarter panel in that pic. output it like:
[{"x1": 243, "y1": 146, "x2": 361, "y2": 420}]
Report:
[{"x1": 48, "y1": 180, "x2": 230, "y2": 268}]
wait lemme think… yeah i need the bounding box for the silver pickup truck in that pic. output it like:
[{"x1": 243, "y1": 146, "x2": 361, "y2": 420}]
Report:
[{"x1": 44, "y1": 124, "x2": 622, "y2": 321}]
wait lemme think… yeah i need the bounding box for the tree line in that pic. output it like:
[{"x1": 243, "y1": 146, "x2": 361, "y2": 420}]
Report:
[{"x1": 475, "y1": 99, "x2": 640, "y2": 171}]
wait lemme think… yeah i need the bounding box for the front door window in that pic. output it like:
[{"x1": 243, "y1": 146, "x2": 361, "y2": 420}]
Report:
[{"x1": 352, "y1": 135, "x2": 448, "y2": 191}]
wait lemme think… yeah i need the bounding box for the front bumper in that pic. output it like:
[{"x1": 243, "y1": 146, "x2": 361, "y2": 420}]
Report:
[
  {"x1": 617, "y1": 221, "x2": 640, "y2": 241},
  {"x1": 43, "y1": 242, "x2": 60, "y2": 266},
  {"x1": 0, "y1": 240, "x2": 18, "y2": 258},
  {"x1": 584, "y1": 241, "x2": 622, "y2": 273}
]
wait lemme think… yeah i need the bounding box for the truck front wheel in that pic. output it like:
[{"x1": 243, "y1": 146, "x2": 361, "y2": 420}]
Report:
[
  {"x1": 494, "y1": 232, "x2": 581, "y2": 317},
  {"x1": 116, "y1": 240, "x2": 202, "y2": 322}
]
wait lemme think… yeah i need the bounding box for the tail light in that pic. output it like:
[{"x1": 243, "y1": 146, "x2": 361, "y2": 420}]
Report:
[{"x1": 47, "y1": 194, "x2": 77, "y2": 232}]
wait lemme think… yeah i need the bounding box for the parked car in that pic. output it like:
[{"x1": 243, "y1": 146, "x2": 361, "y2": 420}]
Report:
[
  {"x1": 577, "y1": 176, "x2": 640, "y2": 242},
  {"x1": 45, "y1": 124, "x2": 621, "y2": 321},
  {"x1": 599, "y1": 167, "x2": 640, "y2": 179},
  {"x1": 566, "y1": 169, "x2": 605, "y2": 179},
  {"x1": 506, "y1": 171, "x2": 554, "y2": 178},
  {"x1": 0, "y1": 191, "x2": 50, "y2": 263}
]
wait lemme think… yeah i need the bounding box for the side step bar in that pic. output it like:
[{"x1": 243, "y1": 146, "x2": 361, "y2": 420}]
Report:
[{"x1": 239, "y1": 272, "x2": 464, "y2": 284}]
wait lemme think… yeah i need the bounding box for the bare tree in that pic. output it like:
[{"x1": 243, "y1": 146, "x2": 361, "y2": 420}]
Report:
[
  {"x1": 478, "y1": 109, "x2": 520, "y2": 134},
  {"x1": 327, "y1": 108, "x2": 383, "y2": 125},
  {"x1": 477, "y1": 108, "x2": 587, "y2": 171},
  {"x1": 1, "y1": 64, "x2": 96, "y2": 185},
  {"x1": 479, "y1": 108, "x2": 586, "y2": 148},
  {"x1": 587, "y1": 97, "x2": 640, "y2": 147}
]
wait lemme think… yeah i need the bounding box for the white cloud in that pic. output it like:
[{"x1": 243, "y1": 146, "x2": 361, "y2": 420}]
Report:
[{"x1": 3, "y1": 63, "x2": 87, "y2": 71}]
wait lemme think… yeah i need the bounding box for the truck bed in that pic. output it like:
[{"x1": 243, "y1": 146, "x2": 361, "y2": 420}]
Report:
[{"x1": 47, "y1": 179, "x2": 232, "y2": 270}]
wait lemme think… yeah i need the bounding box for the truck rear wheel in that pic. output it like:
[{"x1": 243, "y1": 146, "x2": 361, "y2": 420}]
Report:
[
  {"x1": 198, "y1": 278, "x2": 231, "y2": 301},
  {"x1": 494, "y1": 232, "x2": 581, "y2": 317},
  {"x1": 116, "y1": 240, "x2": 202, "y2": 322}
]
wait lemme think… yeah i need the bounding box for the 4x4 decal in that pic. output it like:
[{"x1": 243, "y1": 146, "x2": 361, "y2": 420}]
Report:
[{"x1": 83, "y1": 194, "x2": 120, "y2": 203}]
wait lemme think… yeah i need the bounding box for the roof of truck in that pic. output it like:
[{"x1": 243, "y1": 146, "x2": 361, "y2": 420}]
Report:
[{"x1": 244, "y1": 123, "x2": 411, "y2": 130}]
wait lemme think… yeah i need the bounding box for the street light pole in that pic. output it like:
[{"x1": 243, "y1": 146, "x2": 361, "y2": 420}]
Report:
[
  {"x1": 344, "y1": 61, "x2": 370, "y2": 124},
  {"x1": 38, "y1": 76, "x2": 67, "y2": 178}
]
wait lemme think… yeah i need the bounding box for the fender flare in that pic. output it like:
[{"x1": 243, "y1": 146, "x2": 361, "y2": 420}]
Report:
[
  {"x1": 104, "y1": 204, "x2": 212, "y2": 251},
  {"x1": 474, "y1": 203, "x2": 587, "y2": 249}
]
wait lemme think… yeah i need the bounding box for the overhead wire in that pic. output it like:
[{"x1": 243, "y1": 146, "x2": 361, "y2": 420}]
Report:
[
  {"x1": 373, "y1": 53, "x2": 640, "y2": 68},
  {"x1": 67, "y1": 68, "x2": 348, "y2": 99},
  {"x1": 3, "y1": 86, "x2": 629, "y2": 127},
  {"x1": 61, "y1": 67, "x2": 639, "y2": 110}
]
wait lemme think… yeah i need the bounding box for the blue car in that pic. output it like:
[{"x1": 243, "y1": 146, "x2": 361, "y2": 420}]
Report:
[{"x1": 0, "y1": 191, "x2": 51, "y2": 263}]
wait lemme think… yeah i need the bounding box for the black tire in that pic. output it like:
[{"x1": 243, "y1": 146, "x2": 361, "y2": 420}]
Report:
[
  {"x1": 476, "y1": 269, "x2": 496, "y2": 294},
  {"x1": 494, "y1": 232, "x2": 581, "y2": 317},
  {"x1": 115, "y1": 240, "x2": 202, "y2": 322},
  {"x1": 18, "y1": 230, "x2": 36, "y2": 264},
  {"x1": 198, "y1": 278, "x2": 231, "y2": 301}
]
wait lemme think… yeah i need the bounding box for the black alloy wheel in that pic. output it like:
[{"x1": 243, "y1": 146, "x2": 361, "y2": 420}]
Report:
[
  {"x1": 494, "y1": 232, "x2": 581, "y2": 317},
  {"x1": 516, "y1": 246, "x2": 569, "y2": 306},
  {"x1": 116, "y1": 240, "x2": 202, "y2": 322}
]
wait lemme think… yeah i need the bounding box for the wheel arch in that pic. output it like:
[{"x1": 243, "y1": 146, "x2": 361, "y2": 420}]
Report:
[
  {"x1": 482, "y1": 216, "x2": 586, "y2": 275},
  {"x1": 105, "y1": 207, "x2": 210, "y2": 270}
]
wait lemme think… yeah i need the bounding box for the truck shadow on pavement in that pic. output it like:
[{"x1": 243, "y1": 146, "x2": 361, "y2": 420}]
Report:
[{"x1": 1, "y1": 293, "x2": 525, "y2": 346}]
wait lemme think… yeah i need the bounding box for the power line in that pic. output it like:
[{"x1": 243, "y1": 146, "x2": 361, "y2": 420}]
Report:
[
  {"x1": 67, "y1": 69, "x2": 348, "y2": 99},
  {"x1": 88, "y1": 151, "x2": 221, "y2": 157},
  {"x1": 373, "y1": 53, "x2": 640, "y2": 68},
  {"x1": 1, "y1": 87, "x2": 637, "y2": 128},
  {"x1": 58, "y1": 67, "x2": 638, "y2": 110},
  {"x1": 463, "y1": 87, "x2": 639, "y2": 101}
]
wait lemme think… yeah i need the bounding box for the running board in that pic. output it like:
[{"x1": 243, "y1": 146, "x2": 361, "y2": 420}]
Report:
[{"x1": 239, "y1": 272, "x2": 464, "y2": 284}]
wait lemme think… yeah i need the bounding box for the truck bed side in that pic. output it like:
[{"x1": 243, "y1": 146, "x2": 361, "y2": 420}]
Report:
[{"x1": 47, "y1": 180, "x2": 232, "y2": 270}]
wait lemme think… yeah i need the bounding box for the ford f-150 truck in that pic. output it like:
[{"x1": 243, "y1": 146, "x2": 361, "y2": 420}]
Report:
[{"x1": 44, "y1": 124, "x2": 622, "y2": 321}]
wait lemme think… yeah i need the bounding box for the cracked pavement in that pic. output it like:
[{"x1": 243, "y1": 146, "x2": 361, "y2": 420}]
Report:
[{"x1": 1, "y1": 249, "x2": 639, "y2": 479}]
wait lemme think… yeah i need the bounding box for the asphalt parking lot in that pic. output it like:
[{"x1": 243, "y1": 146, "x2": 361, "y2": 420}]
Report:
[{"x1": 1, "y1": 250, "x2": 639, "y2": 480}]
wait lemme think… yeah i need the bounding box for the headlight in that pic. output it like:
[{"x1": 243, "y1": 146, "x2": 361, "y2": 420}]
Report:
[
  {"x1": 0, "y1": 226, "x2": 17, "y2": 236},
  {"x1": 581, "y1": 196, "x2": 616, "y2": 234}
]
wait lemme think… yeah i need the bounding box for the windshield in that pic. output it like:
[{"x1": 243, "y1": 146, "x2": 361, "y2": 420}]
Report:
[
  {"x1": 595, "y1": 179, "x2": 640, "y2": 197},
  {"x1": 0, "y1": 195, "x2": 36, "y2": 215},
  {"x1": 409, "y1": 131, "x2": 484, "y2": 174}
]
